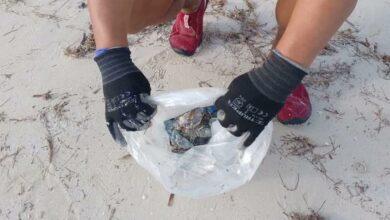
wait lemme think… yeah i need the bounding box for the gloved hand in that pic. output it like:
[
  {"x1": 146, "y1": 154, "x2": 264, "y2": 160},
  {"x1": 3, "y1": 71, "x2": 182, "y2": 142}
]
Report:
[
  {"x1": 215, "y1": 50, "x2": 307, "y2": 147},
  {"x1": 95, "y1": 47, "x2": 156, "y2": 146}
]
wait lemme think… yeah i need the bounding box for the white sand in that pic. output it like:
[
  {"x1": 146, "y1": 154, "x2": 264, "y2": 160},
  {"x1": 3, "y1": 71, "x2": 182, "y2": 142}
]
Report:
[{"x1": 0, "y1": 0, "x2": 389, "y2": 219}]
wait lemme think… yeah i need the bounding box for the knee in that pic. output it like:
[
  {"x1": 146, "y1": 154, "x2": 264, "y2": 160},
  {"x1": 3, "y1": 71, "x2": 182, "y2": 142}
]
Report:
[
  {"x1": 275, "y1": 12, "x2": 288, "y2": 32},
  {"x1": 275, "y1": 0, "x2": 296, "y2": 31},
  {"x1": 346, "y1": 0, "x2": 358, "y2": 15},
  {"x1": 275, "y1": 6, "x2": 288, "y2": 39}
]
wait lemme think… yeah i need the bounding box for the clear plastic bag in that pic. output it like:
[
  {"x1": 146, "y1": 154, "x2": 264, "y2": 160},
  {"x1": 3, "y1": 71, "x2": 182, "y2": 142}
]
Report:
[{"x1": 122, "y1": 88, "x2": 273, "y2": 198}]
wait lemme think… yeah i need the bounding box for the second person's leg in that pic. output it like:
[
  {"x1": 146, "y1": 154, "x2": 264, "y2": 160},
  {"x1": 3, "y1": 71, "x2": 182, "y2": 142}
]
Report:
[
  {"x1": 276, "y1": 0, "x2": 357, "y2": 67},
  {"x1": 273, "y1": 0, "x2": 357, "y2": 125},
  {"x1": 273, "y1": 0, "x2": 312, "y2": 125}
]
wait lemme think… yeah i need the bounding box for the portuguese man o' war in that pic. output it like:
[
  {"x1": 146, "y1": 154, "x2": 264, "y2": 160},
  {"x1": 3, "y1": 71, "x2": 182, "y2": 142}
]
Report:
[{"x1": 164, "y1": 106, "x2": 217, "y2": 153}]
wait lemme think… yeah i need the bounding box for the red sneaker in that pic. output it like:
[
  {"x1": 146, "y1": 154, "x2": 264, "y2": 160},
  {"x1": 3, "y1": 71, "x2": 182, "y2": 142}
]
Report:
[
  {"x1": 169, "y1": 0, "x2": 208, "y2": 56},
  {"x1": 277, "y1": 84, "x2": 312, "y2": 125}
]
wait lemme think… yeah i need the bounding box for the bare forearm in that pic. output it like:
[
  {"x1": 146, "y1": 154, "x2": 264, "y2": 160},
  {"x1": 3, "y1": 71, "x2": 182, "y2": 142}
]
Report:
[{"x1": 276, "y1": 0, "x2": 358, "y2": 67}]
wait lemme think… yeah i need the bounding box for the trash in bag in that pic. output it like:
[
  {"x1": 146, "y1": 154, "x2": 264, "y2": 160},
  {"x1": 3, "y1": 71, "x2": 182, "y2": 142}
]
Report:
[
  {"x1": 122, "y1": 88, "x2": 273, "y2": 198},
  {"x1": 164, "y1": 106, "x2": 217, "y2": 153}
]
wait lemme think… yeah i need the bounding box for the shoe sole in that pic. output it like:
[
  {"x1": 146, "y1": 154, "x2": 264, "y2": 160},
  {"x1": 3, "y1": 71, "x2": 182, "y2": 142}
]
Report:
[
  {"x1": 277, "y1": 104, "x2": 312, "y2": 125},
  {"x1": 170, "y1": 36, "x2": 203, "y2": 57},
  {"x1": 171, "y1": 47, "x2": 196, "y2": 56},
  {"x1": 277, "y1": 116, "x2": 311, "y2": 125}
]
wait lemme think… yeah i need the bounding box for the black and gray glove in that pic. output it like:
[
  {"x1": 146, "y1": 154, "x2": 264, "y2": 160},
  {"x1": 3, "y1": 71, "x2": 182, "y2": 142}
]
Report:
[
  {"x1": 215, "y1": 50, "x2": 307, "y2": 147},
  {"x1": 95, "y1": 47, "x2": 156, "y2": 146}
]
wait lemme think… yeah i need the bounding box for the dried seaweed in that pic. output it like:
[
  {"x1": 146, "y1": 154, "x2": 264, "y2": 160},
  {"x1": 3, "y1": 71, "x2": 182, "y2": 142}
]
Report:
[
  {"x1": 304, "y1": 62, "x2": 353, "y2": 89},
  {"x1": 383, "y1": 55, "x2": 390, "y2": 64},
  {"x1": 285, "y1": 212, "x2": 325, "y2": 220},
  {"x1": 40, "y1": 112, "x2": 55, "y2": 163},
  {"x1": 280, "y1": 199, "x2": 326, "y2": 220},
  {"x1": 53, "y1": 101, "x2": 69, "y2": 119},
  {"x1": 278, "y1": 171, "x2": 300, "y2": 191},
  {"x1": 0, "y1": 112, "x2": 6, "y2": 122},
  {"x1": 78, "y1": 2, "x2": 87, "y2": 9},
  {"x1": 65, "y1": 29, "x2": 96, "y2": 58},
  {"x1": 280, "y1": 134, "x2": 317, "y2": 157},
  {"x1": 47, "y1": 136, "x2": 54, "y2": 163},
  {"x1": 207, "y1": 0, "x2": 268, "y2": 65},
  {"x1": 210, "y1": 0, "x2": 226, "y2": 10},
  {"x1": 33, "y1": 90, "x2": 53, "y2": 100},
  {"x1": 0, "y1": 148, "x2": 21, "y2": 165}
]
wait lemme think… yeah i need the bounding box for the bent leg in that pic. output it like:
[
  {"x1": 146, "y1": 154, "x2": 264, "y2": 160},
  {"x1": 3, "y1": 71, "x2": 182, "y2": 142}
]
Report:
[
  {"x1": 274, "y1": 0, "x2": 312, "y2": 125},
  {"x1": 275, "y1": 0, "x2": 358, "y2": 67},
  {"x1": 127, "y1": 0, "x2": 187, "y2": 33},
  {"x1": 88, "y1": 0, "x2": 187, "y2": 48},
  {"x1": 88, "y1": 0, "x2": 132, "y2": 48},
  {"x1": 273, "y1": 0, "x2": 297, "y2": 47},
  {"x1": 272, "y1": 0, "x2": 357, "y2": 125}
]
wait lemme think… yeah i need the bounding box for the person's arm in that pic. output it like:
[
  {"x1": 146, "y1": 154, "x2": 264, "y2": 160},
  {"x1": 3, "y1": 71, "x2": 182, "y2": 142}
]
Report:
[
  {"x1": 216, "y1": 0, "x2": 357, "y2": 147},
  {"x1": 88, "y1": 0, "x2": 156, "y2": 146}
]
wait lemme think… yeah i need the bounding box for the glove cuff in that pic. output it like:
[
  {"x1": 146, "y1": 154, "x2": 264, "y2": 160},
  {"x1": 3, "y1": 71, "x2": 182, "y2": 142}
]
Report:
[
  {"x1": 94, "y1": 47, "x2": 140, "y2": 85},
  {"x1": 248, "y1": 50, "x2": 307, "y2": 103}
]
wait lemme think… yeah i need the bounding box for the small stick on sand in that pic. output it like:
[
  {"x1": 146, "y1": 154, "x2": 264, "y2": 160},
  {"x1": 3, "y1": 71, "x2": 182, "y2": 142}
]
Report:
[
  {"x1": 278, "y1": 171, "x2": 300, "y2": 192},
  {"x1": 168, "y1": 194, "x2": 175, "y2": 207}
]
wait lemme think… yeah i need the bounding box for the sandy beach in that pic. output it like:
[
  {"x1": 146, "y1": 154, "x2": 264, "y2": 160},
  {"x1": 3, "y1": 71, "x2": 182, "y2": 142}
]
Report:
[{"x1": 0, "y1": 0, "x2": 389, "y2": 219}]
